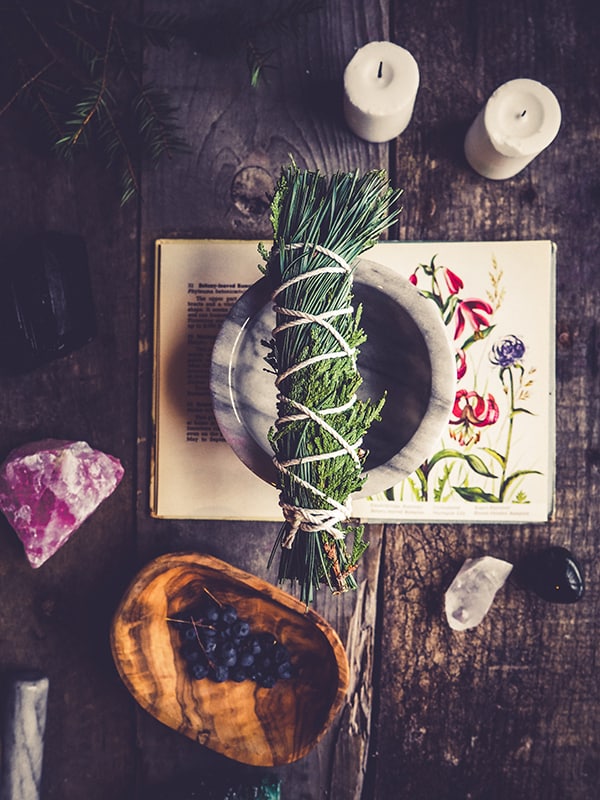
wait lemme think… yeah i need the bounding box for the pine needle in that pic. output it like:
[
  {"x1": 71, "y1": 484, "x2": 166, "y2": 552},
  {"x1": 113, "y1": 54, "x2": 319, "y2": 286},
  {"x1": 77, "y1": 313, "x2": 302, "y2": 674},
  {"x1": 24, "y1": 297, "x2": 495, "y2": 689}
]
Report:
[{"x1": 262, "y1": 163, "x2": 402, "y2": 604}]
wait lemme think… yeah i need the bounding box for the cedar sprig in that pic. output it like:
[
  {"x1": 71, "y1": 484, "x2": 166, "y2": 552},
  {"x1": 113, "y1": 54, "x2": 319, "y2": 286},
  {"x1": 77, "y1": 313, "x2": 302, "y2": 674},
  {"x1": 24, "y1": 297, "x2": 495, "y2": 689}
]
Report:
[{"x1": 262, "y1": 163, "x2": 402, "y2": 604}]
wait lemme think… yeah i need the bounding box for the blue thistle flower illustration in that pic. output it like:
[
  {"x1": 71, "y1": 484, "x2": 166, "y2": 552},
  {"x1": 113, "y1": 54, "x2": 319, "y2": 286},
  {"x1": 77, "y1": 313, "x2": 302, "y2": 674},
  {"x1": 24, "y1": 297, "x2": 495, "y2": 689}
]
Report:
[{"x1": 490, "y1": 334, "x2": 526, "y2": 368}]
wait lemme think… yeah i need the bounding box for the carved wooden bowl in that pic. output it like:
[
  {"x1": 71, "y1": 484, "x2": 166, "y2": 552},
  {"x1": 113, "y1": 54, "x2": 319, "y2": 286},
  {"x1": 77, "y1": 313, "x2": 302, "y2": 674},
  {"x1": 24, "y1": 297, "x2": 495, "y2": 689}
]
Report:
[{"x1": 110, "y1": 552, "x2": 349, "y2": 766}]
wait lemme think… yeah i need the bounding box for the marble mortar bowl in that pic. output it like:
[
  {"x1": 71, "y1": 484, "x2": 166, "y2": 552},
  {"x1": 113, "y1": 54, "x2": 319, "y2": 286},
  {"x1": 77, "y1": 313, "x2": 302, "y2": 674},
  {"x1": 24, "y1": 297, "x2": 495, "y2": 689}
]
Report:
[{"x1": 210, "y1": 258, "x2": 456, "y2": 497}]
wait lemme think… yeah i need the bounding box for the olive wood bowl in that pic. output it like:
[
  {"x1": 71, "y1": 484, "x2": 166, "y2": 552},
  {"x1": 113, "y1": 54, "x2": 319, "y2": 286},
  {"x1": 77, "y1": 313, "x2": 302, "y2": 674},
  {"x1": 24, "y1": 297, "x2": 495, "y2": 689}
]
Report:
[{"x1": 110, "y1": 552, "x2": 349, "y2": 766}]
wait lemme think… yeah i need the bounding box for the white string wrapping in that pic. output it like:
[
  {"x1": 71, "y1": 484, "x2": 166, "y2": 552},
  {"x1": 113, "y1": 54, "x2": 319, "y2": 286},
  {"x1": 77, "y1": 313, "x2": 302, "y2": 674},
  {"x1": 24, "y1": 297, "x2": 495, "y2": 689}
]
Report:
[
  {"x1": 279, "y1": 503, "x2": 351, "y2": 549},
  {"x1": 271, "y1": 242, "x2": 353, "y2": 274},
  {"x1": 270, "y1": 242, "x2": 362, "y2": 547},
  {"x1": 275, "y1": 396, "x2": 362, "y2": 467}
]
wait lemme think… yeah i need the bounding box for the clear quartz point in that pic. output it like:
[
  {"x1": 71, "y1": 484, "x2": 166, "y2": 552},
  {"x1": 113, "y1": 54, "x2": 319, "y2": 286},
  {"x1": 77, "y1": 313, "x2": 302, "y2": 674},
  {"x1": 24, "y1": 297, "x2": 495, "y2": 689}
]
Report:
[{"x1": 444, "y1": 556, "x2": 513, "y2": 631}]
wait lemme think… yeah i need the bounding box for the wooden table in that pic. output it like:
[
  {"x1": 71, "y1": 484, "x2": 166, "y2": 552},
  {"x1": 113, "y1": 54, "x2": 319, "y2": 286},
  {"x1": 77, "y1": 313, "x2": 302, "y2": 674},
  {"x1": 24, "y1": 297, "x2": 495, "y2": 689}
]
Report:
[{"x1": 1, "y1": 1, "x2": 599, "y2": 798}]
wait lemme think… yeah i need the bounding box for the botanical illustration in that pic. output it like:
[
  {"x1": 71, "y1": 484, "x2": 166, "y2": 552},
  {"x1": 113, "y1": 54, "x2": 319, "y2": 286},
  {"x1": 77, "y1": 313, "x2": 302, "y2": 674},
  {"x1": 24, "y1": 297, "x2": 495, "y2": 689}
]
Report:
[{"x1": 382, "y1": 253, "x2": 543, "y2": 507}]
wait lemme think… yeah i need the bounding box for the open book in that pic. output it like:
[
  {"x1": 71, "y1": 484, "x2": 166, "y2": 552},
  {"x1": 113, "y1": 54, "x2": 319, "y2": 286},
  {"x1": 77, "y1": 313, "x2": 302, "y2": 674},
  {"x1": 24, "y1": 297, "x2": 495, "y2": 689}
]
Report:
[{"x1": 151, "y1": 239, "x2": 555, "y2": 523}]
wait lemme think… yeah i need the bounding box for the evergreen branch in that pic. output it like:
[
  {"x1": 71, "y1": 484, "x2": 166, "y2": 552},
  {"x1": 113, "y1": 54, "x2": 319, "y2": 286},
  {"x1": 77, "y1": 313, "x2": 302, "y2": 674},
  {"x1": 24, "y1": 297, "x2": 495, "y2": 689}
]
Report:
[
  {"x1": 68, "y1": 0, "x2": 104, "y2": 18},
  {"x1": 244, "y1": 0, "x2": 324, "y2": 83},
  {"x1": 53, "y1": 79, "x2": 108, "y2": 154},
  {"x1": 263, "y1": 163, "x2": 402, "y2": 603},
  {"x1": 110, "y1": 18, "x2": 142, "y2": 84},
  {"x1": 96, "y1": 102, "x2": 139, "y2": 206},
  {"x1": 19, "y1": 3, "x2": 62, "y2": 62},
  {"x1": 0, "y1": 58, "x2": 56, "y2": 117},
  {"x1": 180, "y1": 0, "x2": 323, "y2": 86},
  {"x1": 132, "y1": 84, "x2": 188, "y2": 164},
  {"x1": 0, "y1": 0, "x2": 322, "y2": 203},
  {"x1": 139, "y1": 12, "x2": 183, "y2": 48},
  {"x1": 55, "y1": 14, "x2": 114, "y2": 155},
  {"x1": 117, "y1": 165, "x2": 137, "y2": 207},
  {"x1": 32, "y1": 86, "x2": 65, "y2": 141},
  {"x1": 246, "y1": 42, "x2": 277, "y2": 88},
  {"x1": 55, "y1": 20, "x2": 104, "y2": 77}
]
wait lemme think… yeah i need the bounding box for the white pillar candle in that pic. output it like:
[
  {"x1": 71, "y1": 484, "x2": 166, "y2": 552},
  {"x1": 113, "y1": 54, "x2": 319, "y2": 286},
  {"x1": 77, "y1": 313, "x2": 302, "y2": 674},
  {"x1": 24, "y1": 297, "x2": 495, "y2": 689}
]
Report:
[
  {"x1": 464, "y1": 78, "x2": 561, "y2": 180},
  {"x1": 343, "y1": 41, "x2": 419, "y2": 143}
]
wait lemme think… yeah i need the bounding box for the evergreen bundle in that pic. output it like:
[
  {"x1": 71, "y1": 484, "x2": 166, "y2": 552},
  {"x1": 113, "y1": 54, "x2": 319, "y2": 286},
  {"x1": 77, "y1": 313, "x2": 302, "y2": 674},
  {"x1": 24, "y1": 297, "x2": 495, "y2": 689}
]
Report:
[{"x1": 260, "y1": 163, "x2": 402, "y2": 603}]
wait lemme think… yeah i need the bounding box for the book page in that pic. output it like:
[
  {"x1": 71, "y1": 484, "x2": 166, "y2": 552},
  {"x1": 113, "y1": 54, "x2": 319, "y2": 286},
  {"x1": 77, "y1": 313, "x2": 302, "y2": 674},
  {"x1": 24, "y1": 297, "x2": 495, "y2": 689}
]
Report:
[
  {"x1": 151, "y1": 239, "x2": 555, "y2": 523},
  {"x1": 151, "y1": 239, "x2": 281, "y2": 519},
  {"x1": 353, "y1": 239, "x2": 556, "y2": 523}
]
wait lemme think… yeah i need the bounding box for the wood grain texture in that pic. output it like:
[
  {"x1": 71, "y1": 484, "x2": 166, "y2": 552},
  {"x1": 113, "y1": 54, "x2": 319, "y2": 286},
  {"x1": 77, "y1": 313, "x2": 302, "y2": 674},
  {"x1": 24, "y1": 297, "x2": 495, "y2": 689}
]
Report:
[
  {"x1": 371, "y1": 2, "x2": 600, "y2": 799},
  {"x1": 135, "y1": 0, "x2": 390, "y2": 794},
  {"x1": 0, "y1": 5, "x2": 140, "y2": 795},
  {"x1": 0, "y1": 0, "x2": 597, "y2": 798},
  {"x1": 111, "y1": 552, "x2": 348, "y2": 766},
  {"x1": 328, "y1": 529, "x2": 383, "y2": 800}
]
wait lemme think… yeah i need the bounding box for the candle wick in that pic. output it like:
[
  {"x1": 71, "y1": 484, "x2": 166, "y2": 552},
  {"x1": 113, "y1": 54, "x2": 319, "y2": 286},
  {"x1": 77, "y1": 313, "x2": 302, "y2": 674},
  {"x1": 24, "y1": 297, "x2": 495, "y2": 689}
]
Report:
[
  {"x1": 519, "y1": 109, "x2": 527, "y2": 117},
  {"x1": 377, "y1": 61, "x2": 383, "y2": 79}
]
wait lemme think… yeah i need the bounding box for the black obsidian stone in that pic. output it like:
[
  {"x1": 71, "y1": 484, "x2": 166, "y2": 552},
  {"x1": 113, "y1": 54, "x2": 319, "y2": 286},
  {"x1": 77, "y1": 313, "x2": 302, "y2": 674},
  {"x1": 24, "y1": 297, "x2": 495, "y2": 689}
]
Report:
[
  {"x1": 517, "y1": 546, "x2": 585, "y2": 603},
  {"x1": 0, "y1": 232, "x2": 96, "y2": 373}
]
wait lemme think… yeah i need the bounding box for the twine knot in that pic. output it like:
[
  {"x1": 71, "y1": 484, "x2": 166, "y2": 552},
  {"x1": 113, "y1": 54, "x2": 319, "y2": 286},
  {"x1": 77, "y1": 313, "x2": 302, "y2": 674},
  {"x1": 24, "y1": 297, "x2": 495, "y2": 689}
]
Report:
[{"x1": 280, "y1": 501, "x2": 351, "y2": 548}]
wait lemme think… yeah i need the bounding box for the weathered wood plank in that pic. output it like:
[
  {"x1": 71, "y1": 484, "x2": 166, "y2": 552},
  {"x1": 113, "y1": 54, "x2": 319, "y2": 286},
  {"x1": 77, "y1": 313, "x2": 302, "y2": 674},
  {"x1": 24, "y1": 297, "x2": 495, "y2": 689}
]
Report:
[
  {"x1": 136, "y1": 1, "x2": 391, "y2": 796},
  {"x1": 328, "y1": 526, "x2": 384, "y2": 800},
  {"x1": 0, "y1": 72, "x2": 139, "y2": 800},
  {"x1": 374, "y1": 1, "x2": 600, "y2": 798},
  {"x1": 2, "y1": 1, "x2": 595, "y2": 797}
]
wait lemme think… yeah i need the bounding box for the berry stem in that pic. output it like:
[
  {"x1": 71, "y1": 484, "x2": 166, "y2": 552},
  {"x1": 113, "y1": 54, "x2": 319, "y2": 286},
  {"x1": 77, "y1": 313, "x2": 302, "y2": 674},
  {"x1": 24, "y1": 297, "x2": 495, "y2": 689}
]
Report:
[{"x1": 201, "y1": 586, "x2": 223, "y2": 606}]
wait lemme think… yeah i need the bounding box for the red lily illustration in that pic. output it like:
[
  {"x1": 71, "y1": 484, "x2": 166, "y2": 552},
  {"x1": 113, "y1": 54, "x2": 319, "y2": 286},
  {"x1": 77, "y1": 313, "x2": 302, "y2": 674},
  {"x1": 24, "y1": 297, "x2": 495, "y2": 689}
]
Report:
[
  {"x1": 456, "y1": 348, "x2": 467, "y2": 380},
  {"x1": 443, "y1": 267, "x2": 463, "y2": 294},
  {"x1": 449, "y1": 389, "x2": 499, "y2": 446},
  {"x1": 454, "y1": 298, "x2": 494, "y2": 340}
]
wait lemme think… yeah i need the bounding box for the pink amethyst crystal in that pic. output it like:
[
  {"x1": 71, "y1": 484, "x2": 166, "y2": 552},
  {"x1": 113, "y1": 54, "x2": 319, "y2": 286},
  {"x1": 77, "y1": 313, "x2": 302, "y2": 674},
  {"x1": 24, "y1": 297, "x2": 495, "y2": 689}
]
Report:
[{"x1": 0, "y1": 439, "x2": 124, "y2": 568}]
